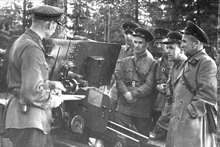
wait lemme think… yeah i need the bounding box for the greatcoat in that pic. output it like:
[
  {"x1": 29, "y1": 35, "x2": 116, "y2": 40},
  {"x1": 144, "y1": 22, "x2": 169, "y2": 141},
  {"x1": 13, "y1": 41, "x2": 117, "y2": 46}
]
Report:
[
  {"x1": 157, "y1": 55, "x2": 187, "y2": 130},
  {"x1": 166, "y1": 50, "x2": 217, "y2": 147}
]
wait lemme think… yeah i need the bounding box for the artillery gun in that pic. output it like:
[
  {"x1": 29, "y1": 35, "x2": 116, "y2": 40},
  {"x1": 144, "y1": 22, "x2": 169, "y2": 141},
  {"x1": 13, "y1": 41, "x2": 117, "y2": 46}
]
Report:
[{"x1": 0, "y1": 37, "x2": 165, "y2": 147}]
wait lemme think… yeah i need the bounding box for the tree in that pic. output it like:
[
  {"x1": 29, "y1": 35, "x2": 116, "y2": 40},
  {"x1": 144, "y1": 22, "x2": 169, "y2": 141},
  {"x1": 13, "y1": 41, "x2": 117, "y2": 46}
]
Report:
[
  {"x1": 0, "y1": 0, "x2": 218, "y2": 46},
  {"x1": 217, "y1": 0, "x2": 220, "y2": 145}
]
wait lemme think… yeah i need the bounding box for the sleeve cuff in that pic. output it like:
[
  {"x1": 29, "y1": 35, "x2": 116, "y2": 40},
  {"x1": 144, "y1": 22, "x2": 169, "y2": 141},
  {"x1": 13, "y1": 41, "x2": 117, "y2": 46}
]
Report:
[
  {"x1": 47, "y1": 81, "x2": 56, "y2": 90},
  {"x1": 42, "y1": 94, "x2": 52, "y2": 110},
  {"x1": 130, "y1": 90, "x2": 138, "y2": 98}
]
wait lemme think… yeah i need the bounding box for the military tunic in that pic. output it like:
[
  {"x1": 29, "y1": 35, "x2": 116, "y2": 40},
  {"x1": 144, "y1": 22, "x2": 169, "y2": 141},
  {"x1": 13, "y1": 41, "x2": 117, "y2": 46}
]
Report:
[
  {"x1": 166, "y1": 50, "x2": 217, "y2": 147},
  {"x1": 5, "y1": 29, "x2": 56, "y2": 134},
  {"x1": 154, "y1": 55, "x2": 172, "y2": 111},
  {"x1": 109, "y1": 44, "x2": 134, "y2": 102},
  {"x1": 115, "y1": 50, "x2": 157, "y2": 117}
]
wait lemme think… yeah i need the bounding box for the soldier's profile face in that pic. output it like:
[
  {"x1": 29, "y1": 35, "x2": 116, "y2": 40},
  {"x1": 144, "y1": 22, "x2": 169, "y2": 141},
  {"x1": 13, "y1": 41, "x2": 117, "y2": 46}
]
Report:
[
  {"x1": 133, "y1": 36, "x2": 147, "y2": 54},
  {"x1": 45, "y1": 21, "x2": 57, "y2": 39},
  {"x1": 166, "y1": 43, "x2": 182, "y2": 61},
  {"x1": 181, "y1": 34, "x2": 195, "y2": 56}
]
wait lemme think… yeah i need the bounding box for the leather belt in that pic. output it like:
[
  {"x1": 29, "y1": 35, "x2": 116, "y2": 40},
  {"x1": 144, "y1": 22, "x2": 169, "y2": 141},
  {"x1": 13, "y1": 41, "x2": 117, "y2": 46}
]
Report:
[{"x1": 125, "y1": 81, "x2": 142, "y2": 87}]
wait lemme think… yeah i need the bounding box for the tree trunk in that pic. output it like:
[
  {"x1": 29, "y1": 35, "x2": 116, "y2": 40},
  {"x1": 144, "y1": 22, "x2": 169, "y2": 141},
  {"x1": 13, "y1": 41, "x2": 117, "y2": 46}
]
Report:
[
  {"x1": 217, "y1": 0, "x2": 220, "y2": 146},
  {"x1": 22, "y1": 0, "x2": 26, "y2": 33},
  {"x1": 135, "y1": 0, "x2": 138, "y2": 23}
]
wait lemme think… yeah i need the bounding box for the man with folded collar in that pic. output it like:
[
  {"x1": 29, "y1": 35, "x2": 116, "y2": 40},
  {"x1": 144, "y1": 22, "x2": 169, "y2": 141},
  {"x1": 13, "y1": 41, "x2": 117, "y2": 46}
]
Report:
[
  {"x1": 151, "y1": 28, "x2": 173, "y2": 131},
  {"x1": 151, "y1": 31, "x2": 187, "y2": 142},
  {"x1": 166, "y1": 21, "x2": 217, "y2": 147},
  {"x1": 115, "y1": 27, "x2": 157, "y2": 146},
  {"x1": 109, "y1": 21, "x2": 140, "y2": 122},
  {"x1": 3, "y1": 5, "x2": 66, "y2": 147}
]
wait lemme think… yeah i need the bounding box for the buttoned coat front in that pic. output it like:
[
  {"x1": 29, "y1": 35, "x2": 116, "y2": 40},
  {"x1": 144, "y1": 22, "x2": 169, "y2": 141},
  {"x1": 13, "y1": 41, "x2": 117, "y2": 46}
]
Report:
[
  {"x1": 157, "y1": 55, "x2": 187, "y2": 130},
  {"x1": 166, "y1": 50, "x2": 217, "y2": 147},
  {"x1": 5, "y1": 29, "x2": 55, "y2": 134},
  {"x1": 115, "y1": 50, "x2": 157, "y2": 118}
]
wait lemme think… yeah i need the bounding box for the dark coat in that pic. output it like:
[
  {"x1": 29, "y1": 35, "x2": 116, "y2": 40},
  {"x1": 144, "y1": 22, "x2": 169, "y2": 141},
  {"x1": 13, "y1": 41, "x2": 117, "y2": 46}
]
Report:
[
  {"x1": 166, "y1": 50, "x2": 217, "y2": 147},
  {"x1": 154, "y1": 55, "x2": 172, "y2": 111}
]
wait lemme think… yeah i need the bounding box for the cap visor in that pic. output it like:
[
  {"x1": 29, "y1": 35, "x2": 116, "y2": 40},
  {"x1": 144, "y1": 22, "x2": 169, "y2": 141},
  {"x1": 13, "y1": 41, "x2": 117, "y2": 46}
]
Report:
[
  {"x1": 133, "y1": 34, "x2": 145, "y2": 38},
  {"x1": 163, "y1": 41, "x2": 175, "y2": 44}
]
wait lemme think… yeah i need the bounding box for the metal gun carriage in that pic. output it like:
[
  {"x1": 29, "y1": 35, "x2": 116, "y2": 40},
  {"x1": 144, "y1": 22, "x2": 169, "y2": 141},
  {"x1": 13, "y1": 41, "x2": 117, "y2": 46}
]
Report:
[{"x1": 0, "y1": 37, "x2": 165, "y2": 147}]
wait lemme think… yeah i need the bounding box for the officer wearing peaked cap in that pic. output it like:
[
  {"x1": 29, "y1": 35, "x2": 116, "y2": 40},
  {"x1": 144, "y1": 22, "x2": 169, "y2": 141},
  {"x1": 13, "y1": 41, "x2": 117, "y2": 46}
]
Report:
[
  {"x1": 166, "y1": 21, "x2": 217, "y2": 147},
  {"x1": 4, "y1": 5, "x2": 66, "y2": 147},
  {"x1": 133, "y1": 27, "x2": 153, "y2": 42},
  {"x1": 163, "y1": 31, "x2": 182, "y2": 44},
  {"x1": 154, "y1": 28, "x2": 170, "y2": 40},
  {"x1": 28, "y1": 4, "x2": 64, "y2": 24},
  {"x1": 151, "y1": 27, "x2": 173, "y2": 133},
  {"x1": 115, "y1": 27, "x2": 157, "y2": 146},
  {"x1": 117, "y1": 21, "x2": 140, "y2": 59},
  {"x1": 180, "y1": 20, "x2": 209, "y2": 45},
  {"x1": 122, "y1": 21, "x2": 140, "y2": 35},
  {"x1": 109, "y1": 21, "x2": 140, "y2": 122},
  {"x1": 151, "y1": 31, "x2": 187, "y2": 142},
  {"x1": 109, "y1": 21, "x2": 139, "y2": 117},
  {"x1": 152, "y1": 28, "x2": 170, "y2": 58}
]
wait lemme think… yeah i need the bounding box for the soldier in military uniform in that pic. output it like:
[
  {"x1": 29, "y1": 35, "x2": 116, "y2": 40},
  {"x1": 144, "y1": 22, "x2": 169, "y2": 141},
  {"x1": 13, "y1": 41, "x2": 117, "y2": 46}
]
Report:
[
  {"x1": 151, "y1": 28, "x2": 172, "y2": 131},
  {"x1": 115, "y1": 27, "x2": 157, "y2": 146},
  {"x1": 118, "y1": 21, "x2": 141, "y2": 59},
  {"x1": 151, "y1": 31, "x2": 187, "y2": 141},
  {"x1": 109, "y1": 21, "x2": 140, "y2": 121},
  {"x1": 3, "y1": 5, "x2": 66, "y2": 147},
  {"x1": 166, "y1": 21, "x2": 217, "y2": 147}
]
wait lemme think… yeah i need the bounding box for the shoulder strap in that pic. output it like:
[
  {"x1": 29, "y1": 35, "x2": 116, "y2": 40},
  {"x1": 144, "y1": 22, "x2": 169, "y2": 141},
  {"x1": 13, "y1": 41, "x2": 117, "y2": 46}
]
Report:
[
  {"x1": 131, "y1": 57, "x2": 153, "y2": 84},
  {"x1": 132, "y1": 57, "x2": 144, "y2": 83},
  {"x1": 182, "y1": 68, "x2": 196, "y2": 95},
  {"x1": 182, "y1": 60, "x2": 217, "y2": 133}
]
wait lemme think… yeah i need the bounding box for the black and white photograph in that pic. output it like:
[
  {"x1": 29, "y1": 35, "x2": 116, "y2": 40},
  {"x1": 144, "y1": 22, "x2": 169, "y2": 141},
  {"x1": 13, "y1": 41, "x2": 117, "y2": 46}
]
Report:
[{"x1": 0, "y1": 0, "x2": 219, "y2": 147}]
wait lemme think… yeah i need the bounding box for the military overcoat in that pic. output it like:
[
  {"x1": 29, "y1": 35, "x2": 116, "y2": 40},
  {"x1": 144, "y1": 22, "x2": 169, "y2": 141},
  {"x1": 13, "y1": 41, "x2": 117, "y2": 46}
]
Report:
[{"x1": 166, "y1": 50, "x2": 217, "y2": 147}]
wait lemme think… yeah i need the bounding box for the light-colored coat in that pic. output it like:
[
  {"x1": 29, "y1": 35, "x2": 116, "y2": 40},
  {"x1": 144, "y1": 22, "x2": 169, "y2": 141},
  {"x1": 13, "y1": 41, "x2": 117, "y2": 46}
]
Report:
[
  {"x1": 5, "y1": 29, "x2": 55, "y2": 134},
  {"x1": 166, "y1": 50, "x2": 217, "y2": 147}
]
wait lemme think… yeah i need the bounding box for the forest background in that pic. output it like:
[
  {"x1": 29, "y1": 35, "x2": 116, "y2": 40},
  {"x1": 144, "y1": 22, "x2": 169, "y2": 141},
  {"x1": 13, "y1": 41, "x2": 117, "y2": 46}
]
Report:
[{"x1": 0, "y1": 0, "x2": 219, "y2": 145}]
